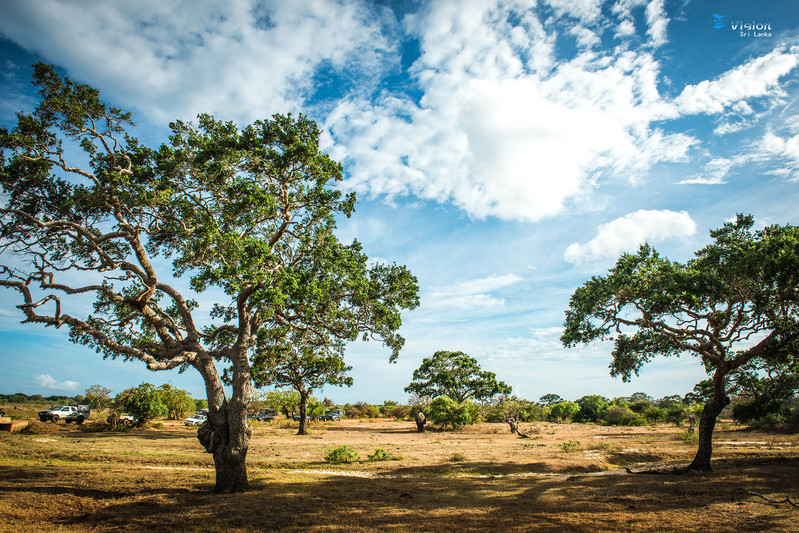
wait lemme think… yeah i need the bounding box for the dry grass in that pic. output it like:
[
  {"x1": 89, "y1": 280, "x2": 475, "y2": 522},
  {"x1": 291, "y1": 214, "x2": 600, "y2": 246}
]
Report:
[{"x1": 1, "y1": 412, "x2": 798, "y2": 532}]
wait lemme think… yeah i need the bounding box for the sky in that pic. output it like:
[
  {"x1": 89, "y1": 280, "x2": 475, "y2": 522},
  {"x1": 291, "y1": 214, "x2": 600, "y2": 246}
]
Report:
[{"x1": 1, "y1": 0, "x2": 798, "y2": 405}]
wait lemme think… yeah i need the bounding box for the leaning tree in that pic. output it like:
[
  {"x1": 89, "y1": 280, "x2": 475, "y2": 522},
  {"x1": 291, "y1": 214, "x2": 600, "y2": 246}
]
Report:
[
  {"x1": 561, "y1": 215, "x2": 799, "y2": 470},
  {"x1": 0, "y1": 63, "x2": 419, "y2": 492}
]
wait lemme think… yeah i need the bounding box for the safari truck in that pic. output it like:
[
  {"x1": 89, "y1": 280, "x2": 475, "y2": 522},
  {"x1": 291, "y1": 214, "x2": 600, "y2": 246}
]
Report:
[{"x1": 38, "y1": 405, "x2": 90, "y2": 424}]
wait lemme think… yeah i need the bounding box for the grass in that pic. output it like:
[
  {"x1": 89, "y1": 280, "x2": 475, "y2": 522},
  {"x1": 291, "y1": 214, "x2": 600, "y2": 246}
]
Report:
[{"x1": 2, "y1": 413, "x2": 799, "y2": 531}]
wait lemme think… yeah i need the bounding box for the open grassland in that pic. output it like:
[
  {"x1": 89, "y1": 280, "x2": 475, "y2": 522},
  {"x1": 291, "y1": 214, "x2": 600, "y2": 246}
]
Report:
[{"x1": 1, "y1": 410, "x2": 799, "y2": 532}]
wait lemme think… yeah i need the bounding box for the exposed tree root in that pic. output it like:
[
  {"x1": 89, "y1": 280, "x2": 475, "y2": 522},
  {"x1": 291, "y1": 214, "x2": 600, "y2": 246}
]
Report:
[{"x1": 732, "y1": 487, "x2": 799, "y2": 509}]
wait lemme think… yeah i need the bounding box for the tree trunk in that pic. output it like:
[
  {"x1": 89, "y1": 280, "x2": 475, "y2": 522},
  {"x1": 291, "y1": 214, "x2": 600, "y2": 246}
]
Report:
[
  {"x1": 297, "y1": 390, "x2": 309, "y2": 435},
  {"x1": 688, "y1": 367, "x2": 730, "y2": 471},
  {"x1": 195, "y1": 355, "x2": 253, "y2": 493}
]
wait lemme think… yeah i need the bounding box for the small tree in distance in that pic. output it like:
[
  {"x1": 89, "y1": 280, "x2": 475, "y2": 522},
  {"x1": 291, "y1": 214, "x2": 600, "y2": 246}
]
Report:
[
  {"x1": 84, "y1": 384, "x2": 112, "y2": 411},
  {"x1": 405, "y1": 351, "x2": 511, "y2": 404},
  {"x1": 251, "y1": 332, "x2": 353, "y2": 435}
]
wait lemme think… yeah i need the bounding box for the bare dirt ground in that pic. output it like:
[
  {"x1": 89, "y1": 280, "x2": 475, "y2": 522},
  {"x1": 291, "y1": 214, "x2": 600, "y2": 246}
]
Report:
[{"x1": 1, "y1": 412, "x2": 798, "y2": 532}]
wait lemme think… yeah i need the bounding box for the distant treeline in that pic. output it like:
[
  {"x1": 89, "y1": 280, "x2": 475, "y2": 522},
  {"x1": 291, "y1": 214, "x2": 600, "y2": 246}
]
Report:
[{"x1": 0, "y1": 393, "x2": 85, "y2": 405}]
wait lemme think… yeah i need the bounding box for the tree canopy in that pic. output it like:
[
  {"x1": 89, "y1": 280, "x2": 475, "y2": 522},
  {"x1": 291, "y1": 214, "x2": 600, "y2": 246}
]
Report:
[
  {"x1": 404, "y1": 350, "x2": 511, "y2": 404},
  {"x1": 0, "y1": 63, "x2": 419, "y2": 492},
  {"x1": 561, "y1": 215, "x2": 799, "y2": 470}
]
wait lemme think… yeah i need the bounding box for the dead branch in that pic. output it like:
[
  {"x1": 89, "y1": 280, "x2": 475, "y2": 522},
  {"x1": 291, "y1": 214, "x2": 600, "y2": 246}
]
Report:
[{"x1": 732, "y1": 487, "x2": 799, "y2": 509}]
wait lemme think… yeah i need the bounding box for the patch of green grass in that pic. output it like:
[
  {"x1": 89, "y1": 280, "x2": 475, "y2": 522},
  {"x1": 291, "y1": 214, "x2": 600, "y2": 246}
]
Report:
[
  {"x1": 325, "y1": 444, "x2": 360, "y2": 464},
  {"x1": 560, "y1": 440, "x2": 582, "y2": 452}
]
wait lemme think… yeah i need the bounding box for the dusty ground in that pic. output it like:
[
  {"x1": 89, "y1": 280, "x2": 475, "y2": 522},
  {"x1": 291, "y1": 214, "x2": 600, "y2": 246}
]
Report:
[{"x1": 1, "y1": 411, "x2": 798, "y2": 532}]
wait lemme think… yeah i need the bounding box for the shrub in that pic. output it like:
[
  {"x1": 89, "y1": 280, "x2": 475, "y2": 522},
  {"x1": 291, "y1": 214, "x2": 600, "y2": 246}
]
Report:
[
  {"x1": 427, "y1": 396, "x2": 474, "y2": 430},
  {"x1": 367, "y1": 448, "x2": 398, "y2": 461},
  {"x1": 604, "y1": 405, "x2": 646, "y2": 426},
  {"x1": 113, "y1": 383, "x2": 167, "y2": 424},
  {"x1": 448, "y1": 452, "x2": 466, "y2": 462},
  {"x1": 325, "y1": 444, "x2": 360, "y2": 464},
  {"x1": 549, "y1": 401, "x2": 579, "y2": 422},
  {"x1": 682, "y1": 431, "x2": 698, "y2": 445},
  {"x1": 574, "y1": 395, "x2": 609, "y2": 423},
  {"x1": 644, "y1": 406, "x2": 664, "y2": 423},
  {"x1": 560, "y1": 440, "x2": 582, "y2": 452}
]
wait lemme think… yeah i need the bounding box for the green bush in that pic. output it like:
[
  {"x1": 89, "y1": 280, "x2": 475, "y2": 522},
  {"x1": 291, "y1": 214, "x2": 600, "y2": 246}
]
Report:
[
  {"x1": 604, "y1": 405, "x2": 646, "y2": 426},
  {"x1": 575, "y1": 395, "x2": 609, "y2": 423},
  {"x1": 367, "y1": 448, "x2": 399, "y2": 461},
  {"x1": 448, "y1": 452, "x2": 467, "y2": 462},
  {"x1": 644, "y1": 406, "x2": 664, "y2": 423},
  {"x1": 560, "y1": 440, "x2": 582, "y2": 452},
  {"x1": 426, "y1": 396, "x2": 474, "y2": 429},
  {"x1": 549, "y1": 401, "x2": 579, "y2": 422},
  {"x1": 325, "y1": 444, "x2": 360, "y2": 464}
]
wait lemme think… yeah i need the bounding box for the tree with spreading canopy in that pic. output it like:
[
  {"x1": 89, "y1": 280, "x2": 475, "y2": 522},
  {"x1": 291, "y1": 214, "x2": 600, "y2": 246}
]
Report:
[
  {"x1": 251, "y1": 330, "x2": 353, "y2": 435},
  {"x1": 404, "y1": 350, "x2": 511, "y2": 404},
  {"x1": 561, "y1": 215, "x2": 799, "y2": 470},
  {"x1": 0, "y1": 64, "x2": 419, "y2": 492}
]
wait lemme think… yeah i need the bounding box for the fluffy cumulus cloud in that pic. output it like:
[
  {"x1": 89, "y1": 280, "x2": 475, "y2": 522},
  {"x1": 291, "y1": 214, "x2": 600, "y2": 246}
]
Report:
[
  {"x1": 325, "y1": 0, "x2": 699, "y2": 222},
  {"x1": 323, "y1": 1, "x2": 797, "y2": 222},
  {"x1": 33, "y1": 374, "x2": 79, "y2": 391},
  {"x1": 2, "y1": 0, "x2": 798, "y2": 223},
  {"x1": 0, "y1": 0, "x2": 392, "y2": 123},
  {"x1": 564, "y1": 209, "x2": 697, "y2": 264}
]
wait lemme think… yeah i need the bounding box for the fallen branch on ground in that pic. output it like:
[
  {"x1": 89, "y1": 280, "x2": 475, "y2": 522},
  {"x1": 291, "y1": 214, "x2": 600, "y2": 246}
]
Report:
[{"x1": 732, "y1": 488, "x2": 799, "y2": 509}]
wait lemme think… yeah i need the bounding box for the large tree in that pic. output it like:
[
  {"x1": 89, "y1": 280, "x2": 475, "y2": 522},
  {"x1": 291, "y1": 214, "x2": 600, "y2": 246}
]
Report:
[
  {"x1": 561, "y1": 215, "x2": 799, "y2": 470},
  {"x1": 404, "y1": 350, "x2": 511, "y2": 403},
  {"x1": 251, "y1": 331, "x2": 353, "y2": 435},
  {"x1": 0, "y1": 64, "x2": 419, "y2": 492}
]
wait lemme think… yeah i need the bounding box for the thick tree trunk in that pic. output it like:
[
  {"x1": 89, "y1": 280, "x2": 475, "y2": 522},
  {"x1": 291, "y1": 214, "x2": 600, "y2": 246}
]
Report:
[
  {"x1": 687, "y1": 367, "x2": 730, "y2": 471},
  {"x1": 298, "y1": 390, "x2": 309, "y2": 435},
  {"x1": 195, "y1": 355, "x2": 253, "y2": 493}
]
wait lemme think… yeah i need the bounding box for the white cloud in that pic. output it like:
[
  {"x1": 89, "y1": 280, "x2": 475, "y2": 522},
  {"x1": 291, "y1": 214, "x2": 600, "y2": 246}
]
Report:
[
  {"x1": 675, "y1": 46, "x2": 799, "y2": 115},
  {"x1": 33, "y1": 374, "x2": 80, "y2": 391},
  {"x1": 326, "y1": 2, "x2": 697, "y2": 222},
  {"x1": 678, "y1": 158, "x2": 734, "y2": 185},
  {"x1": 564, "y1": 209, "x2": 697, "y2": 264},
  {"x1": 425, "y1": 273, "x2": 523, "y2": 311},
  {"x1": 752, "y1": 130, "x2": 799, "y2": 180},
  {"x1": 0, "y1": 0, "x2": 392, "y2": 124}
]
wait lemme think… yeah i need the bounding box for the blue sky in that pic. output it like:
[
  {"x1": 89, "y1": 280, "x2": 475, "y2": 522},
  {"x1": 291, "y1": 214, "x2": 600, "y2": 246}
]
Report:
[{"x1": 1, "y1": 0, "x2": 798, "y2": 404}]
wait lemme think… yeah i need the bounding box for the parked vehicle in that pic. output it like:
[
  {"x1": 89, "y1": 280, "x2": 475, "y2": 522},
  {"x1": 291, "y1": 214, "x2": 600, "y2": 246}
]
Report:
[
  {"x1": 255, "y1": 408, "x2": 277, "y2": 422},
  {"x1": 184, "y1": 413, "x2": 207, "y2": 426},
  {"x1": 106, "y1": 412, "x2": 138, "y2": 425},
  {"x1": 38, "y1": 405, "x2": 90, "y2": 424},
  {"x1": 321, "y1": 409, "x2": 344, "y2": 421}
]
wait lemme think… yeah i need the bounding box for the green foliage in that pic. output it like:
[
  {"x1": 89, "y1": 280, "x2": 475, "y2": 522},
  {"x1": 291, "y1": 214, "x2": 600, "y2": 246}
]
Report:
[
  {"x1": 325, "y1": 444, "x2": 360, "y2": 464},
  {"x1": 367, "y1": 448, "x2": 399, "y2": 461},
  {"x1": 426, "y1": 396, "x2": 476, "y2": 430},
  {"x1": 158, "y1": 384, "x2": 195, "y2": 420},
  {"x1": 262, "y1": 390, "x2": 301, "y2": 418},
  {"x1": 344, "y1": 402, "x2": 380, "y2": 419},
  {"x1": 448, "y1": 452, "x2": 467, "y2": 462},
  {"x1": 405, "y1": 350, "x2": 511, "y2": 403},
  {"x1": 83, "y1": 385, "x2": 112, "y2": 410},
  {"x1": 549, "y1": 401, "x2": 579, "y2": 422},
  {"x1": 574, "y1": 395, "x2": 609, "y2": 423},
  {"x1": 560, "y1": 440, "x2": 582, "y2": 452},
  {"x1": 644, "y1": 406, "x2": 665, "y2": 423},
  {"x1": 537, "y1": 393, "x2": 564, "y2": 407},
  {"x1": 604, "y1": 405, "x2": 646, "y2": 426},
  {"x1": 682, "y1": 431, "x2": 699, "y2": 445},
  {"x1": 113, "y1": 383, "x2": 167, "y2": 424}
]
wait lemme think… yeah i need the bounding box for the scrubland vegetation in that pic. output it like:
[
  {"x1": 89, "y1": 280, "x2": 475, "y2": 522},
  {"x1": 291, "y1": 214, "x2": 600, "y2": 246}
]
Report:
[{"x1": 2, "y1": 407, "x2": 799, "y2": 532}]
